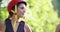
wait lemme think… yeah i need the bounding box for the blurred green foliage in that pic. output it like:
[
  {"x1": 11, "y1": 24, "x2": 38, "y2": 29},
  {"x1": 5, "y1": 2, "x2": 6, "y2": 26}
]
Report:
[
  {"x1": 0, "y1": 0, "x2": 60, "y2": 32},
  {"x1": 0, "y1": 7, "x2": 8, "y2": 20}
]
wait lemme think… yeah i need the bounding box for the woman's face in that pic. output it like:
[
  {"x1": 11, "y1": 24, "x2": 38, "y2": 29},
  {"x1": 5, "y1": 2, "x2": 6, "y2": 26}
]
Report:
[{"x1": 17, "y1": 4, "x2": 26, "y2": 18}]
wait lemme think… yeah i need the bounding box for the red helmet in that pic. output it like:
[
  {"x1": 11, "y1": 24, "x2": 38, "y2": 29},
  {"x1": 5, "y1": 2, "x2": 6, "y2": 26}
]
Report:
[{"x1": 8, "y1": 0, "x2": 27, "y2": 13}]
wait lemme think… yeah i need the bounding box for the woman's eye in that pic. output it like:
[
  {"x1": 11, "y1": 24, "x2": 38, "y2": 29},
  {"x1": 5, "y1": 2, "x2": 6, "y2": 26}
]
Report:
[{"x1": 20, "y1": 7, "x2": 24, "y2": 9}]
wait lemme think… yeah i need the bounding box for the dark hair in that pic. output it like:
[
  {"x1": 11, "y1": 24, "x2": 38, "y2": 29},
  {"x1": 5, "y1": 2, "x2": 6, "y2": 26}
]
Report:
[
  {"x1": 9, "y1": 11, "x2": 14, "y2": 18},
  {"x1": 9, "y1": 2, "x2": 27, "y2": 17}
]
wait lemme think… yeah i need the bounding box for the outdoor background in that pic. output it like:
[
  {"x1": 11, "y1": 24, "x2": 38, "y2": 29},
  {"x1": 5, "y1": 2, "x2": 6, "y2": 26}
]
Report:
[{"x1": 0, "y1": 0, "x2": 60, "y2": 32}]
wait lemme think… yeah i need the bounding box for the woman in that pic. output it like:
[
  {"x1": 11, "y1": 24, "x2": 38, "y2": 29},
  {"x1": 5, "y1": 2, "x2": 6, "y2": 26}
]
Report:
[{"x1": 0, "y1": 0, "x2": 32, "y2": 32}]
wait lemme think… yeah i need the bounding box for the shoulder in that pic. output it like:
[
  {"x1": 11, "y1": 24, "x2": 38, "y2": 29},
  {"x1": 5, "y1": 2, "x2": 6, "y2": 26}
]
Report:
[
  {"x1": 55, "y1": 24, "x2": 60, "y2": 32},
  {"x1": 24, "y1": 24, "x2": 32, "y2": 32},
  {"x1": 56, "y1": 24, "x2": 60, "y2": 29}
]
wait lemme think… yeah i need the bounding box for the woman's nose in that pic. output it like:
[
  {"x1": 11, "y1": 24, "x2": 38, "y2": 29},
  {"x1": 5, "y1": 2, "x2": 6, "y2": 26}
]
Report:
[{"x1": 23, "y1": 10, "x2": 25, "y2": 13}]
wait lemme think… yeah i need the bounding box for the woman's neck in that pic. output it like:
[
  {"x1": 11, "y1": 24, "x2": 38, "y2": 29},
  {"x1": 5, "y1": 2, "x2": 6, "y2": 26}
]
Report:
[
  {"x1": 9, "y1": 15, "x2": 18, "y2": 24},
  {"x1": 9, "y1": 15, "x2": 23, "y2": 24}
]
